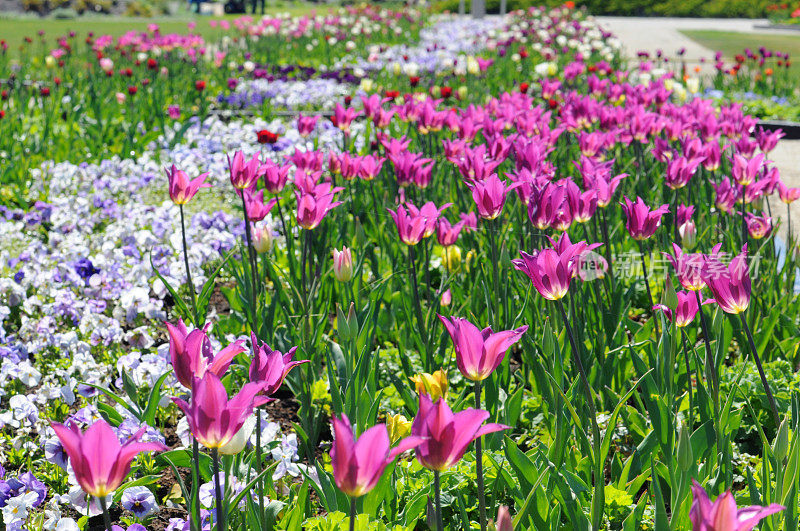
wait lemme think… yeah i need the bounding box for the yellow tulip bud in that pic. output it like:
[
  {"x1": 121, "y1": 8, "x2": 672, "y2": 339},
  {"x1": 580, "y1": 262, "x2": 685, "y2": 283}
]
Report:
[
  {"x1": 410, "y1": 370, "x2": 448, "y2": 401},
  {"x1": 386, "y1": 414, "x2": 412, "y2": 444}
]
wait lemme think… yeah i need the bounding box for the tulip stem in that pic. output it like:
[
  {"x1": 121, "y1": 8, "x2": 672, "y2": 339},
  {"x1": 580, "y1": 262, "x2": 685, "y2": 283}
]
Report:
[
  {"x1": 349, "y1": 497, "x2": 356, "y2": 531},
  {"x1": 741, "y1": 182, "x2": 747, "y2": 251},
  {"x1": 192, "y1": 438, "x2": 202, "y2": 531},
  {"x1": 98, "y1": 495, "x2": 112, "y2": 531},
  {"x1": 256, "y1": 409, "x2": 266, "y2": 527},
  {"x1": 680, "y1": 328, "x2": 695, "y2": 427},
  {"x1": 407, "y1": 246, "x2": 428, "y2": 369},
  {"x1": 240, "y1": 193, "x2": 258, "y2": 326},
  {"x1": 637, "y1": 242, "x2": 660, "y2": 340},
  {"x1": 556, "y1": 299, "x2": 604, "y2": 531},
  {"x1": 179, "y1": 204, "x2": 198, "y2": 324},
  {"x1": 474, "y1": 380, "x2": 487, "y2": 531},
  {"x1": 434, "y1": 470, "x2": 444, "y2": 531},
  {"x1": 212, "y1": 448, "x2": 226, "y2": 531},
  {"x1": 739, "y1": 313, "x2": 780, "y2": 427},
  {"x1": 601, "y1": 208, "x2": 614, "y2": 284}
]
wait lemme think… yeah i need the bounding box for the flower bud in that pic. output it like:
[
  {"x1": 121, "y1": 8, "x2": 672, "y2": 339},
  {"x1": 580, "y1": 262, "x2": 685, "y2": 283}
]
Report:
[
  {"x1": 410, "y1": 370, "x2": 448, "y2": 402},
  {"x1": 440, "y1": 289, "x2": 452, "y2": 307},
  {"x1": 679, "y1": 220, "x2": 697, "y2": 249},
  {"x1": 219, "y1": 415, "x2": 256, "y2": 455},
  {"x1": 677, "y1": 422, "x2": 693, "y2": 472},
  {"x1": 252, "y1": 224, "x2": 274, "y2": 254},
  {"x1": 332, "y1": 247, "x2": 354, "y2": 282},
  {"x1": 386, "y1": 414, "x2": 411, "y2": 444},
  {"x1": 496, "y1": 506, "x2": 513, "y2": 531},
  {"x1": 440, "y1": 245, "x2": 462, "y2": 273},
  {"x1": 773, "y1": 417, "x2": 789, "y2": 461}
]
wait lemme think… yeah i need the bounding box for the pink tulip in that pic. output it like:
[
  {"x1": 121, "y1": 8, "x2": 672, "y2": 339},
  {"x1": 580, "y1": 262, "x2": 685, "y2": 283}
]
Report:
[
  {"x1": 357, "y1": 155, "x2": 385, "y2": 181},
  {"x1": 743, "y1": 212, "x2": 772, "y2": 240},
  {"x1": 438, "y1": 315, "x2": 528, "y2": 381},
  {"x1": 51, "y1": 419, "x2": 167, "y2": 498},
  {"x1": 173, "y1": 372, "x2": 267, "y2": 449},
  {"x1": 387, "y1": 204, "x2": 428, "y2": 246},
  {"x1": 436, "y1": 218, "x2": 465, "y2": 247},
  {"x1": 731, "y1": 153, "x2": 764, "y2": 186},
  {"x1": 165, "y1": 164, "x2": 210, "y2": 205},
  {"x1": 702, "y1": 245, "x2": 751, "y2": 315},
  {"x1": 665, "y1": 157, "x2": 701, "y2": 190},
  {"x1": 690, "y1": 479, "x2": 783, "y2": 531},
  {"x1": 332, "y1": 103, "x2": 361, "y2": 135},
  {"x1": 527, "y1": 182, "x2": 566, "y2": 230},
  {"x1": 288, "y1": 149, "x2": 325, "y2": 172},
  {"x1": 621, "y1": 196, "x2": 670, "y2": 240},
  {"x1": 511, "y1": 234, "x2": 594, "y2": 301},
  {"x1": 166, "y1": 319, "x2": 246, "y2": 390},
  {"x1": 228, "y1": 151, "x2": 265, "y2": 190},
  {"x1": 295, "y1": 183, "x2": 342, "y2": 230},
  {"x1": 262, "y1": 160, "x2": 292, "y2": 194},
  {"x1": 296, "y1": 113, "x2": 319, "y2": 137},
  {"x1": 778, "y1": 181, "x2": 800, "y2": 204},
  {"x1": 332, "y1": 247, "x2": 354, "y2": 282},
  {"x1": 243, "y1": 189, "x2": 277, "y2": 222},
  {"x1": 653, "y1": 291, "x2": 712, "y2": 328},
  {"x1": 411, "y1": 394, "x2": 508, "y2": 471},
  {"x1": 666, "y1": 243, "x2": 719, "y2": 292},
  {"x1": 330, "y1": 414, "x2": 423, "y2": 497},
  {"x1": 467, "y1": 174, "x2": 522, "y2": 220},
  {"x1": 249, "y1": 332, "x2": 307, "y2": 396}
]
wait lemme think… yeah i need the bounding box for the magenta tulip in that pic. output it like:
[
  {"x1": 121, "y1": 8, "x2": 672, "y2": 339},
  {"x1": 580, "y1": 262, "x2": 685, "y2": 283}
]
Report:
[
  {"x1": 165, "y1": 164, "x2": 210, "y2": 205},
  {"x1": 173, "y1": 372, "x2": 267, "y2": 449},
  {"x1": 438, "y1": 315, "x2": 528, "y2": 381},
  {"x1": 249, "y1": 332, "x2": 308, "y2": 396},
  {"x1": 702, "y1": 245, "x2": 751, "y2": 314},
  {"x1": 330, "y1": 414, "x2": 423, "y2": 498},
  {"x1": 388, "y1": 203, "x2": 429, "y2": 245},
  {"x1": 511, "y1": 234, "x2": 594, "y2": 301},
  {"x1": 228, "y1": 151, "x2": 265, "y2": 190},
  {"x1": 166, "y1": 319, "x2": 246, "y2": 390},
  {"x1": 690, "y1": 480, "x2": 783, "y2": 531},
  {"x1": 295, "y1": 182, "x2": 343, "y2": 230},
  {"x1": 467, "y1": 173, "x2": 522, "y2": 220},
  {"x1": 621, "y1": 196, "x2": 670, "y2": 240},
  {"x1": 411, "y1": 394, "x2": 508, "y2": 471},
  {"x1": 653, "y1": 291, "x2": 712, "y2": 328},
  {"x1": 51, "y1": 419, "x2": 167, "y2": 498}
]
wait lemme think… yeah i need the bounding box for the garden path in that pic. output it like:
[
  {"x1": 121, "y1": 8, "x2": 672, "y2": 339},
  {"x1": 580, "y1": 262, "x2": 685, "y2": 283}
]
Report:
[{"x1": 596, "y1": 16, "x2": 800, "y2": 239}]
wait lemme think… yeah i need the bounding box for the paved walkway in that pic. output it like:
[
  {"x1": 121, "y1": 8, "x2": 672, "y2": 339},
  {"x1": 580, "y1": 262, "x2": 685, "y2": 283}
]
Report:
[{"x1": 595, "y1": 16, "x2": 800, "y2": 239}]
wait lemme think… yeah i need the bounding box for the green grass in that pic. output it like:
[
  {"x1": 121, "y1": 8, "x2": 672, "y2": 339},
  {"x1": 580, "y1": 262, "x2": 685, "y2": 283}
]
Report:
[
  {"x1": 681, "y1": 29, "x2": 800, "y2": 81},
  {"x1": 0, "y1": 2, "x2": 322, "y2": 50}
]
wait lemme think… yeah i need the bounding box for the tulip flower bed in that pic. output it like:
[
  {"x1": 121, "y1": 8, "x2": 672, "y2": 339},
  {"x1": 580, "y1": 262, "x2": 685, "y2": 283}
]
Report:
[{"x1": 2, "y1": 4, "x2": 800, "y2": 531}]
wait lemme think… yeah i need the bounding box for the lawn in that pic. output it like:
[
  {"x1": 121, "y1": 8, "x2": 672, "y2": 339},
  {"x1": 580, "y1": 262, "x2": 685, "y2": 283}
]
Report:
[
  {"x1": 681, "y1": 29, "x2": 800, "y2": 81},
  {"x1": 0, "y1": 2, "x2": 321, "y2": 49}
]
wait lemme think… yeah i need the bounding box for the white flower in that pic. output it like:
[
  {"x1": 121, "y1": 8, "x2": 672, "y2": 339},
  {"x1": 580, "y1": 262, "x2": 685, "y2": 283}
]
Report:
[{"x1": 3, "y1": 491, "x2": 37, "y2": 523}]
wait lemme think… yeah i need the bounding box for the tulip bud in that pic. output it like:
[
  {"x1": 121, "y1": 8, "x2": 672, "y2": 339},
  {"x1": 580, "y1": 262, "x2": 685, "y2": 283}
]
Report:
[
  {"x1": 440, "y1": 289, "x2": 452, "y2": 307},
  {"x1": 386, "y1": 414, "x2": 411, "y2": 444},
  {"x1": 773, "y1": 417, "x2": 789, "y2": 461},
  {"x1": 251, "y1": 224, "x2": 273, "y2": 254},
  {"x1": 495, "y1": 506, "x2": 513, "y2": 531},
  {"x1": 219, "y1": 415, "x2": 256, "y2": 455},
  {"x1": 457, "y1": 86, "x2": 468, "y2": 100},
  {"x1": 410, "y1": 370, "x2": 448, "y2": 402},
  {"x1": 332, "y1": 247, "x2": 354, "y2": 282},
  {"x1": 679, "y1": 220, "x2": 697, "y2": 249},
  {"x1": 440, "y1": 245, "x2": 462, "y2": 273},
  {"x1": 677, "y1": 422, "x2": 693, "y2": 472}
]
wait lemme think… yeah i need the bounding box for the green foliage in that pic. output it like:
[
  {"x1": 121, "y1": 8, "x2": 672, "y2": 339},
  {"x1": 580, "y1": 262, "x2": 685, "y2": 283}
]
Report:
[{"x1": 572, "y1": 0, "x2": 772, "y2": 17}]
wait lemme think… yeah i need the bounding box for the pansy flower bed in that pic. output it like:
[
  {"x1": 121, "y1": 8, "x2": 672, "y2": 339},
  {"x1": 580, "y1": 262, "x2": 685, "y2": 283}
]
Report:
[{"x1": 1, "y1": 5, "x2": 799, "y2": 531}]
